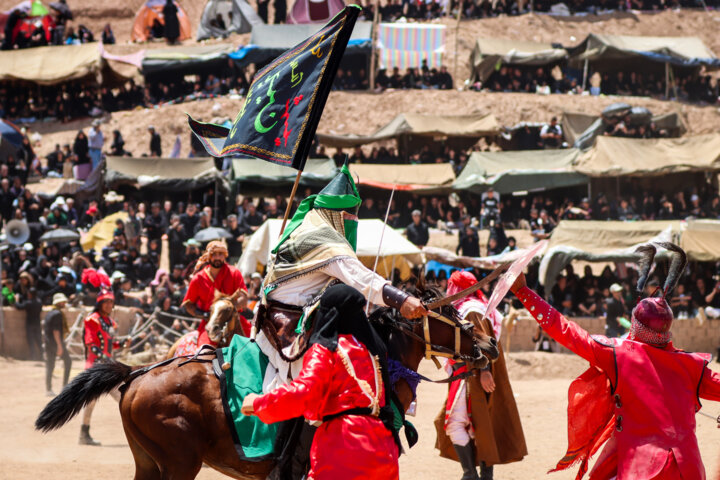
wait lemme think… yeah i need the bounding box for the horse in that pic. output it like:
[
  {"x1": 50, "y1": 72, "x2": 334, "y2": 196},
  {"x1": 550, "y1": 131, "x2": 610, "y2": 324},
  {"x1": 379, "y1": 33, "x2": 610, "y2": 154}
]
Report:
[
  {"x1": 166, "y1": 290, "x2": 244, "y2": 358},
  {"x1": 36, "y1": 285, "x2": 499, "y2": 480}
]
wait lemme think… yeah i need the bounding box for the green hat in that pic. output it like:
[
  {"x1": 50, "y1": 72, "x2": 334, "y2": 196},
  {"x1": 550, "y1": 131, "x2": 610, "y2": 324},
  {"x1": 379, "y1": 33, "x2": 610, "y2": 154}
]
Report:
[{"x1": 273, "y1": 164, "x2": 361, "y2": 253}]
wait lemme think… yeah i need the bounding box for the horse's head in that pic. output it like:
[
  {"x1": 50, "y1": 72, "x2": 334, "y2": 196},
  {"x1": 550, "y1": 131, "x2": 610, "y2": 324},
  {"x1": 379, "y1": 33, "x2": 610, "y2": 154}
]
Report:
[{"x1": 205, "y1": 289, "x2": 242, "y2": 345}]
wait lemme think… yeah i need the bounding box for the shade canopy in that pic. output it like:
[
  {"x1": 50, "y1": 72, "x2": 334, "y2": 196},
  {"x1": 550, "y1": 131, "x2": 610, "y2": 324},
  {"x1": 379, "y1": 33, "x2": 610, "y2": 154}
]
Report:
[
  {"x1": 470, "y1": 38, "x2": 567, "y2": 83},
  {"x1": 574, "y1": 134, "x2": 720, "y2": 176},
  {"x1": 197, "y1": 0, "x2": 263, "y2": 41},
  {"x1": 142, "y1": 44, "x2": 236, "y2": 76},
  {"x1": 350, "y1": 163, "x2": 456, "y2": 192},
  {"x1": 238, "y1": 218, "x2": 422, "y2": 279},
  {"x1": 454, "y1": 149, "x2": 586, "y2": 194},
  {"x1": 105, "y1": 156, "x2": 227, "y2": 192}
]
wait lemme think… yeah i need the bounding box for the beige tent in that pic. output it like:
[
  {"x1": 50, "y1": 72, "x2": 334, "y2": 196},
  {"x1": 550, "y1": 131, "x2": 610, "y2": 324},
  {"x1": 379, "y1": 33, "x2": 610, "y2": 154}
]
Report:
[
  {"x1": 350, "y1": 163, "x2": 456, "y2": 192},
  {"x1": 0, "y1": 43, "x2": 130, "y2": 85},
  {"x1": 105, "y1": 156, "x2": 226, "y2": 192},
  {"x1": 574, "y1": 134, "x2": 720, "y2": 177},
  {"x1": 680, "y1": 220, "x2": 720, "y2": 262},
  {"x1": 470, "y1": 38, "x2": 567, "y2": 83},
  {"x1": 81, "y1": 211, "x2": 129, "y2": 252},
  {"x1": 561, "y1": 111, "x2": 686, "y2": 147},
  {"x1": 316, "y1": 113, "x2": 500, "y2": 149},
  {"x1": 547, "y1": 220, "x2": 681, "y2": 254}
]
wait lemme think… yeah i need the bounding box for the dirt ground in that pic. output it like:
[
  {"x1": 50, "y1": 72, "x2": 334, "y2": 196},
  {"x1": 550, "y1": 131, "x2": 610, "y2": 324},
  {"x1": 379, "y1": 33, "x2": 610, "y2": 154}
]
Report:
[{"x1": 2, "y1": 352, "x2": 718, "y2": 480}]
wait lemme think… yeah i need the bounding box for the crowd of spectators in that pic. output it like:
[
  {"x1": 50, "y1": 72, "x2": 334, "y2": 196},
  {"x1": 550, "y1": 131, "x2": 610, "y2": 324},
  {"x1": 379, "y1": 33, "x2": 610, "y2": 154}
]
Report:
[
  {"x1": 473, "y1": 66, "x2": 719, "y2": 105},
  {"x1": 375, "y1": 66, "x2": 454, "y2": 91}
]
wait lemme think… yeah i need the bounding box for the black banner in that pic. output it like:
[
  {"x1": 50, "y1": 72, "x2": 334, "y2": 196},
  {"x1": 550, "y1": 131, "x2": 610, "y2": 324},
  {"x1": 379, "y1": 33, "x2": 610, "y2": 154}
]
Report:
[{"x1": 188, "y1": 5, "x2": 360, "y2": 170}]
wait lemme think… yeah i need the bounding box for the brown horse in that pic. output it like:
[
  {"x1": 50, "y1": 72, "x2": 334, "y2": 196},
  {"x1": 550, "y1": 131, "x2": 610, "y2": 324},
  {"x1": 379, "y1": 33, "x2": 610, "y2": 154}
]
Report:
[
  {"x1": 35, "y1": 288, "x2": 499, "y2": 480},
  {"x1": 166, "y1": 290, "x2": 244, "y2": 358}
]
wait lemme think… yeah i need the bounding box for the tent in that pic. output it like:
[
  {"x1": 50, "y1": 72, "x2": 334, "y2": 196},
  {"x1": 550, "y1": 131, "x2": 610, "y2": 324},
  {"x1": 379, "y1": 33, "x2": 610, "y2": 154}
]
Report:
[
  {"x1": 574, "y1": 134, "x2": 720, "y2": 177},
  {"x1": 569, "y1": 34, "x2": 720, "y2": 71},
  {"x1": 377, "y1": 23, "x2": 446, "y2": 70},
  {"x1": 470, "y1": 38, "x2": 568, "y2": 83},
  {"x1": 539, "y1": 220, "x2": 681, "y2": 293},
  {"x1": 287, "y1": 0, "x2": 345, "y2": 24},
  {"x1": 232, "y1": 157, "x2": 337, "y2": 194},
  {"x1": 349, "y1": 163, "x2": 456, "y2": 193},
  {"x1": 453, "y1": 149, "x2": 587, "y2": 195},
  {"x1": 197, "y1": 0, "x2": 263, "y2": 41},
  {"x1": 80, "y1": 211, "x2": 129, "y2": 253},
  {"x1": 0, "y1": 43, "x2": 131, "y2": 85},
  {"x1": 229, "y1": 21, "x2": 371, "y2": 68},
  {"x1": 317, "y1": 112, "x2": 499, "y2": 158},
  {"x1": 238, "y1": 218, "x2": 422, "y2": 279},
  {"x1": 104, "y1": 156, "x2": 228, "y2": 192},
  {"x1": 0, "y1": 118, "x2": 23, "y2": 162},
  {"x1": 680, "y1": 220, "x2": 720, "y2": 262},
  {"x1": 141, "y1": 44, "x2": 235, "y2": 76},
  {"x1": 131, "y1": 0, "x2": 192, "y2": 43},
  {"x1": 561, "y1": 110, "x2": 686, "y2": 148}
]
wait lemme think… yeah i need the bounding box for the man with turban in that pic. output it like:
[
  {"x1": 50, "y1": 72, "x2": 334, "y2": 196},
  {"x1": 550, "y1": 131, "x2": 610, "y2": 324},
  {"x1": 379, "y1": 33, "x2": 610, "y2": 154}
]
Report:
[{"x1": 182, "y1": 240, "x2": 250, "y2": 339}]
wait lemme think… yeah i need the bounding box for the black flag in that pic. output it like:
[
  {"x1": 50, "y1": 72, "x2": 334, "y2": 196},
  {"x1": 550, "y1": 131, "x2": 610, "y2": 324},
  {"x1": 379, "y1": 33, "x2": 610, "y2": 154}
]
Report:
[{"x1": 188, "y1": 5, "x2": 360, "y2": 170}]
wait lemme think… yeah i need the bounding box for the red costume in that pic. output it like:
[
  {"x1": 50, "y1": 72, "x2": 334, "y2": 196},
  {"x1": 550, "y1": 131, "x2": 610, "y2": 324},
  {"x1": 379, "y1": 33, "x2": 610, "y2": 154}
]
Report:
[
  {"x1": 182, "y1": 263, "x2": 249, "y2": 337},
  {"x1": 515, "y1": 286, "x2": 720, "y2": 479},
  {"x1": 253, "y1": 334, "x2": 399, "y2": 480},
  {"x1": 83, "y1": 310, "x2": 119, "y2": 370}
]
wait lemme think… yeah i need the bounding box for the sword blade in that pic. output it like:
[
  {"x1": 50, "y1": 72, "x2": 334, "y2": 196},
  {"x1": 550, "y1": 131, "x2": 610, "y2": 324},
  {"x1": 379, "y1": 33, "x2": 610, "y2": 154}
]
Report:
[{"x1": 426, "y1": 263, "x2": 509, "y2": 310}]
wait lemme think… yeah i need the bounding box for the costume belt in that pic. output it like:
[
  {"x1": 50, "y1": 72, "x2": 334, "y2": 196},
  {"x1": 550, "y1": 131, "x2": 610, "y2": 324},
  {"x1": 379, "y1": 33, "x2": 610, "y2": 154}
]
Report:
[{"x1": 322, "y1": 407, "x2": 375, "y2": 423}]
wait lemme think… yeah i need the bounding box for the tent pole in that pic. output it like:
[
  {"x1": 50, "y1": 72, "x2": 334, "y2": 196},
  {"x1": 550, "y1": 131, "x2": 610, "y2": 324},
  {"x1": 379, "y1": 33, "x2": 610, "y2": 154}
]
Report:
[
  {"x1": 616, "y1": 176, "x2": 620, "y2": 200},
  {"x1": 369, "y1": 0, "x2": 380, "y2": 91},
  {"x1": 453, "y1": 0, "x2": 463, "y2": 86},
  {"x1": 665, "y1": 62, "x2": 669, "y2": 99},
  {"x1": 582, "y1": 59, "x2": 588, "y2": 92},
  {"x1": 280, "y1": 169, "x2": 303, "y2": 236},
  {"x1": 669, "y1": 64, "x2": 679, "y2": 99},
  {"x1": 214, "y1": 177, "x2": 219, "y2": 224}
]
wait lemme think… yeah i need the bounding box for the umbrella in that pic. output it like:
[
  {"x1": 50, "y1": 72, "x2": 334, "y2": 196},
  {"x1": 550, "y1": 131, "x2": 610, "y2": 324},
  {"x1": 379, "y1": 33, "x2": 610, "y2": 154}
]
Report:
[
  {"x1": 40, "y1": 228, "x2": 80, "y2": 243},
  {"x1": 194, "y1": 227, "x2": 233, "y2": 243},
  {"x1": 0, "y1": 119, "x2": 23, "y2": 162},
  {"x1": 49, "y1": 2, "x2": 72, "y2": 19}
]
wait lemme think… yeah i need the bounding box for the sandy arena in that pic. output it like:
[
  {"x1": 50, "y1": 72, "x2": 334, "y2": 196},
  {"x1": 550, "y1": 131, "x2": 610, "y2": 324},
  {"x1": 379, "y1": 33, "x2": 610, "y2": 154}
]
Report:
[{"x1": 2, "y1": 352, "x2": 718, "y2": 480}]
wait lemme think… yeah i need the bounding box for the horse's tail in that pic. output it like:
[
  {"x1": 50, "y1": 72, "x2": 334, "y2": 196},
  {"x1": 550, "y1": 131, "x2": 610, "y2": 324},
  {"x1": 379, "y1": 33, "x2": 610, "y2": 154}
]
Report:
[{"x1": 35, "y1": 360, "x2": 132, "y2": 432}]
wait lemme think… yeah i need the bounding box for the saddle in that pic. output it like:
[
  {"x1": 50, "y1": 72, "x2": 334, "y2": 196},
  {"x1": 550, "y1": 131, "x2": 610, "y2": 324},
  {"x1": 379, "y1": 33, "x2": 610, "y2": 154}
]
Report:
[{"x1": 257, "y1": 302, "x2": 312, "y2": 362}]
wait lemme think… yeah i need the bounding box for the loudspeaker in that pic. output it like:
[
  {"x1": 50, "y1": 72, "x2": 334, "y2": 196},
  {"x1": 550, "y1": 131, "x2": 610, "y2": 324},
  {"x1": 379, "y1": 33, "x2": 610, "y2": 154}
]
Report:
[{"x1": 5, "y1": 220, "x2": 29, "y2": 246}]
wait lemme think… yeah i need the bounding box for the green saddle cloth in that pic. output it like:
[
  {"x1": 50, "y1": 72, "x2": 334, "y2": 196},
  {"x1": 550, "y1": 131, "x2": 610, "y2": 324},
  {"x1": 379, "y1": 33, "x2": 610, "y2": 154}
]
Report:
[{"x1": 217, "y1": 335, "x2": 278, "y2": 461}]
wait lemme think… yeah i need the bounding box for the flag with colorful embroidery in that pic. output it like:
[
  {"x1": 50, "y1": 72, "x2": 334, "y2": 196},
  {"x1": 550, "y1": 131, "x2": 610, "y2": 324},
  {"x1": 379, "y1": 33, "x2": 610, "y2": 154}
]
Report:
[{"x1": 188, "y1": 5, "x2": 360, "y2": 170}]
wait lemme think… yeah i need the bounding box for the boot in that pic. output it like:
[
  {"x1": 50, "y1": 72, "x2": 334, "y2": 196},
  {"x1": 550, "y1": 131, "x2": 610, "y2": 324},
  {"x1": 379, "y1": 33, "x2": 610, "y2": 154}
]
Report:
[
  {"x1": 480, "y1": 461, "x2": 494, "y2": 480},
  {"x1": 79, "y1": 424, "x2": 101, "y2": 446},
  {"x1": 452, "y1": 443, "x2": 480, "y2": 480}
]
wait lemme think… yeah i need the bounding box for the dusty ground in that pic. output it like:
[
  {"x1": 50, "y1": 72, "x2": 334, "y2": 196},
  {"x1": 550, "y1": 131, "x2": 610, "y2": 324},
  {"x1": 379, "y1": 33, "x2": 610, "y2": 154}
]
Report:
[{"x1": 2, "y1": 352, "x2": 719, "y2": 480}]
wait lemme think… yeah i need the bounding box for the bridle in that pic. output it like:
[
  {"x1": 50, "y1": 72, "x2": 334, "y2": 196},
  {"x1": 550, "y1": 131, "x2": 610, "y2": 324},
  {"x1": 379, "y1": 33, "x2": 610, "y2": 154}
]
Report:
[{"x1": 207, "y1": 298, "x2": 237, "y2": 346}]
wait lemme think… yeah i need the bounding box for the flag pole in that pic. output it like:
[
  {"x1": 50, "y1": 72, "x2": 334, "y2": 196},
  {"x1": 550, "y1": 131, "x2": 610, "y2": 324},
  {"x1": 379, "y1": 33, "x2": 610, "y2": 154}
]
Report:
[{"x1": 280, "y1": 169, "x2": 303, "y2": 235}]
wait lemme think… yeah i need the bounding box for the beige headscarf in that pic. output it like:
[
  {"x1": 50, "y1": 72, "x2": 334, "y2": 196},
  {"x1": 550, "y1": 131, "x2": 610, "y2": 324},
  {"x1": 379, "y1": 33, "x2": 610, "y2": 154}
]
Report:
[{"x1": 193, "y1": 240, "x2": 229, "y2": 274}]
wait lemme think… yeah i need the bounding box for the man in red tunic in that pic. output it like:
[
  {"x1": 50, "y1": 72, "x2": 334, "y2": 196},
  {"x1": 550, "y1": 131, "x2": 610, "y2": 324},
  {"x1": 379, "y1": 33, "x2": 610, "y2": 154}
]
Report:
[
  {"x1": 182, "y1": 240, "x2": 250, "y2": 340},
  {"x1": 241, "y1": 285, "x2": 399, "y2": 480},
  {"x1": 81, "y1": 287, "x2": 126, "y2": 445},
  {"x1": 509, "y1": 243, "x2": 720, "y2": 480}
]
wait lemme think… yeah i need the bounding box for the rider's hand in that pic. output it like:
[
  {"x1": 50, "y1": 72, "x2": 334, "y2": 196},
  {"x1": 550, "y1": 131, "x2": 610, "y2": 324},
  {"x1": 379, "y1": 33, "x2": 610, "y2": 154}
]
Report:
[
  {"x1": 480, "y1": 370, "x2": 495, "y2": 393},
  {"x1": 241, "y1": 393, "x2": 258, "y2": 415},
  {"x1": 510, "y1": 273, "x2": 527, "y2": 295},
  {"x1": 400, "y1": 296, "x2": 426, "y2": 319}
]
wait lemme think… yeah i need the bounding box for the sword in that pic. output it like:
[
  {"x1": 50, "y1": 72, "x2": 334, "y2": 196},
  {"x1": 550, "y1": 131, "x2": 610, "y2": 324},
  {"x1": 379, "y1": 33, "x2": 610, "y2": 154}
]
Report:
[{"x1": 425, "y1": 263, "x2": 509, "y2": 310}]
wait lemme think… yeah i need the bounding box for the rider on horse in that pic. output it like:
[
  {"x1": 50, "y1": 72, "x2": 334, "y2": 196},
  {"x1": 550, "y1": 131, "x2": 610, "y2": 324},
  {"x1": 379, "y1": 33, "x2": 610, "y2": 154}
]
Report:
[
  {"x1": 182, "y1": 240, "x2": 251, "y2": 341},
  {"x1": 510, "y1": 243, "x2": 720, "y2": 480}
]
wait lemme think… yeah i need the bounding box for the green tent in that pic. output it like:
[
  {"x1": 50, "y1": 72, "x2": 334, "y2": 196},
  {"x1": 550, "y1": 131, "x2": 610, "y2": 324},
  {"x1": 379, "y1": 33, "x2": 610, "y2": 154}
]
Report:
[
  {"x1": 453, "y1": 149, "x2": 587, "y2": 194},
  {"x1": 232, "y1": 158, "x2": 337, "y2": 194}
]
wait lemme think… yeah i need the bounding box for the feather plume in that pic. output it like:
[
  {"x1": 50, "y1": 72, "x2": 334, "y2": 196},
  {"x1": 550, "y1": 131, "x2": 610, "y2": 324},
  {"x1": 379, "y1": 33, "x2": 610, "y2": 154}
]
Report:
[
  {"x1": 635, "y1": 244, "x2": 657, "y2": 294},
  {"x1": 654, "y1": 242, "x2": 687, "y2": 298}
]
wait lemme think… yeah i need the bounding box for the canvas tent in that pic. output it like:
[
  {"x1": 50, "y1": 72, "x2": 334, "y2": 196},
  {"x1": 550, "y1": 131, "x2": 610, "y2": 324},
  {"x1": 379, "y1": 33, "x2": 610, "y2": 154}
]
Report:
[
  {"x1": 104, "y1": 156, "x2": 227, "y2": 192},
  {"x1": 680, "y1": 220, "x2": 720, "y2": 262},
  {"x1": 132, "y1": 0, "x2": 192, "y2": 43},
  {"x1": 287, "y1": 0, "x2": 345, "y2": 24},
  {"x1": 317, "y1": 113, "x2": 499, "y2": 158},
  {"x1": 574, "y1": 134, "x2": 720, "y2": 177},
  {"x1": 197, "y1": 0, "x2": 263, "y2": 41},
  {"x1": 349, "y1": 163, "x2": 456, "y2": 193},
  {"x1": 232, "y1": 158, "x2": 337, "y2": 194},
  {"x1": 453, "y1": 149, "x2": 586, "y2": 195},
  {"x1": 470, "y1": 38, "x2": 568, "y2": 83},
  {"x1": 0, "y1": 43, "x2": 130, "y2": 85},
  {"x1": 561, "y1": 110, "x2": 686, "y2": 148},
  {"x1": 569, "y1": 34, "x2": 720, "y2": 72},
  {"x1": 238, "y1": 218, "x2": 422, "y2": 279},
  {"x1": 229, "y1": 21, "x2": 371, "y2": 68},
  {"x1": 141, "y1": 44, "x2": 235, "y2": 76}
]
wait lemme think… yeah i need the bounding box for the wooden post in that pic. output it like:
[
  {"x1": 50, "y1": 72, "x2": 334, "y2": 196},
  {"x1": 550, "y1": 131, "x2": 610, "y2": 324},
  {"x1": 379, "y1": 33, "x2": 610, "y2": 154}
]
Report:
[
  {"x1": 453, "y1": 0, "x2": 463, "y2": 86},
  {"x1": 368, "y1": 0, "x2": 380, "y2": 91},
  {"x1": 582, "y1": 58, "x2": 588, "y2": 92},
  {"x1": 665, "y1": 62, "x2": 670, "y2": 99},
  {"x1": 279, "y1": 169, "x2": 303, "y2": 236}
]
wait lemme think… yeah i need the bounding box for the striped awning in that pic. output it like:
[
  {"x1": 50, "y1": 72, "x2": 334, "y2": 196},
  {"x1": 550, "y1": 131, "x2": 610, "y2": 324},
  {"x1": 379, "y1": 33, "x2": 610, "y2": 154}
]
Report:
[{"x1": 377, "y1": 23, "x2": 446, "y2": 70}]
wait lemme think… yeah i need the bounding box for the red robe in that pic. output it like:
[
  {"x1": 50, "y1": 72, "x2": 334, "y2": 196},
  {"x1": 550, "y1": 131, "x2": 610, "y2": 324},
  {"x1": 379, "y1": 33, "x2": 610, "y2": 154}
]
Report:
[
  {"x1": 83, "y1": 311, "x2": 119, "y2": 369},
  {"x1": 516, "y1": 286, "x2": 720, "y2": 480},
  {"x1": 182, "y1": 263, "x2": 249, "y2": 336},
  {"x1": 253, "y1": 334, "x2": 399, "y2": 480}
]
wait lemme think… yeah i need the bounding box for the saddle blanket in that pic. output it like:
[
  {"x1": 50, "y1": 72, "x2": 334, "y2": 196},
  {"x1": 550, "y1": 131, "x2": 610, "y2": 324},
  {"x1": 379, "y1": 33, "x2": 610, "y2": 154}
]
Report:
[{"x1": 216, "y1": 335, "x2": 278, "y2": 461}]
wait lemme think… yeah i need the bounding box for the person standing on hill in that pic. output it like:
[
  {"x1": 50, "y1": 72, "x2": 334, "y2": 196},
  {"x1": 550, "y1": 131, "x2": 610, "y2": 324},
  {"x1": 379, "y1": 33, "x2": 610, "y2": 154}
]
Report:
[{"x1": 163, "y1": 0, "x2": 180, "y2": 45}]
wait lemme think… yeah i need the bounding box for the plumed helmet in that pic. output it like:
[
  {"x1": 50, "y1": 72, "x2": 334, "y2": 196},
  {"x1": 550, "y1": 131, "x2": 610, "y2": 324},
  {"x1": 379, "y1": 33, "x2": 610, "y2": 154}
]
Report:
[
  {"x1": 96, "y1": 287, "x2": 114, "y2": 304},
  {"x1": 631, "y1": 242, "x2": 687, "y2": 344}
]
